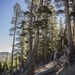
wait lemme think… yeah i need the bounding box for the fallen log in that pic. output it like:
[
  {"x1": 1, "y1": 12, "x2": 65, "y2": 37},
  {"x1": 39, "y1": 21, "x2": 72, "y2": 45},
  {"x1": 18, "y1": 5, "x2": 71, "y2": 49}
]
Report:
[
  {"x1": 19, "y1": 62, "x2": 55, "y2": 75},
  {"x1": 34, "y1": 67, "x2": 56, "y2": 75}
]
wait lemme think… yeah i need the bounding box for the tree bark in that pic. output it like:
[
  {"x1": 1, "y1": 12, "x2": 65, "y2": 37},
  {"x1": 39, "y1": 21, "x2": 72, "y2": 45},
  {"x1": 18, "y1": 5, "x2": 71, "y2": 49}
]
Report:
[
  {"x1": 72, "y1": 0, "x2": 75, "y2": 52},
  {"x1": 10, "y1": 13, "x2": 18, "y2": 72},
  {"x1": 34, "y1": 67, "x2": 55, "y2": 75},
  {"x1": 44, "y1": 29, "x2": 48, "y2": 62},
  {"x1": 28, "y1": 0, "x2": 33, "y2": 67},
  {"x1": 27, "y1": 28, "x2": 39, "y2": 75},
  {"x1": 73, "y1": 15, "x2": 75, "y2": 50},
  {"x1": 27, "y1": 0, "x2": 43, "y2": 75},
  {"x1": 64, "y1": 0, "x2": 74, "y2": 50}
]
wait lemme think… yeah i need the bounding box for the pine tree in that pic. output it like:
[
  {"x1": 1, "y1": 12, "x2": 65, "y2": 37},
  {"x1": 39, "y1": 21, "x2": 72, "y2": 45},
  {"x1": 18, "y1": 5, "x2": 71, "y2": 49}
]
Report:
[{"x1": 10, "y1": 2, "x2": 22, "y2": 72}]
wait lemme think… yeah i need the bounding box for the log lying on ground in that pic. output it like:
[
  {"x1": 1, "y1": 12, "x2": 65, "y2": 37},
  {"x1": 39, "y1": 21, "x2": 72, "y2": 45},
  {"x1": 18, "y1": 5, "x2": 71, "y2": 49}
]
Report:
[
  {"x1": 34, "y1": 67, "x2": 56, "y2": 75},
  {"x1": 20, "y1": 67, "x2": 55, "y2": 75},
  {"x1": 20, "y1": 62, "x2": 55, "y2": 75}
]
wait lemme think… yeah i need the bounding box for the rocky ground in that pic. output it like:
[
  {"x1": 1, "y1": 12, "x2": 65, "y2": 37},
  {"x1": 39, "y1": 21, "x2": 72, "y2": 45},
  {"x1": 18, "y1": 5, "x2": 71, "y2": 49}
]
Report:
[
  {"x1": 2, "y1": 61, "x2": 75, "y2": 75},
  {"x1": 34, "y1": 61, "x2": 75, "y2": 75},
  {"x1": 57, "y1": 63, "x2": 75, "y2": 75}
]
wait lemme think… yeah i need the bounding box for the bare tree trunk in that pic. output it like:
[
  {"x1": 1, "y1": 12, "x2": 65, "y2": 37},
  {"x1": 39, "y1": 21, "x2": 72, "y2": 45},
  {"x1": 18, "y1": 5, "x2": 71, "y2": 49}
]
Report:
[
  {"x1": 72, "y1": 0, "x2": 75, "y2": 51},
  {"x1": 59, "y1": 17, "x2": 63, "y2": 47},
  {"x1": 74, "y1": 15, "x2": 75, "y2": 50},
  {"x1": 16, "y1": 53, "x2": 17, "y2": 71},
  {"x1": 64, "y1": 0, "x2": 74, "y2": 50},
  {"x1": 27, "y1": 0, "x2": 43, "y2": 75},
  {"x1": 28, "y1": 0, "x2": 33, "y2": 67},
  {"x1": 27, "y1": 28, "x2": 39, "y2": 75},
  {"x1": 44, "y1": 29, "x2": 48, "y2": 62},
  {"x1": 10, "y1": 14, "x2": 17, "y2": 72},
  {"x1": 27, "y1": 0, "x2": 34, "y2": 75}
]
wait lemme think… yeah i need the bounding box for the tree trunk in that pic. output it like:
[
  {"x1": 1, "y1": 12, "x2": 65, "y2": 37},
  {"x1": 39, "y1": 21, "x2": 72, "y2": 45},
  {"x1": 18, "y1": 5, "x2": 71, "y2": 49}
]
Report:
[
  {"x1": 44, "y1": 29, "x2": 48, "y2": 62},
  {"x1": 34, "y1": 67, "x2": 55, "y2": 75},
  {"x1": 27, "y1": 28, "x2": 39, "y2": 75},
  {"x1": 72, "y1": 0, "x2": 75, "y2": 52},
  {"x1": 64, "y1": 0, "x2": 74, "y2": 50},
  {"x1": 73, "y1": 15, "x2": 75, "y2": 50},
  {"x1": 16, "y1": 53, "x2": 17, "y2": 71},
  {"x1": 10, "y1": 13, "x2": 17, "y2": 72},
  {"x1": 27, "y1": 0, "x2": 34, "y2": 75},
  {"x1": 20, "y1": 27, "x2": 24, "y2": 70},
  {"x1": 27, "y1": 0, "x2": 43, "y2": 74},
  {"x1": 59, "y1": 17, "x2": 63, "y2": 47},
  {"x1": 27, "y1": 0, "x2": 33, "y2": 67}
]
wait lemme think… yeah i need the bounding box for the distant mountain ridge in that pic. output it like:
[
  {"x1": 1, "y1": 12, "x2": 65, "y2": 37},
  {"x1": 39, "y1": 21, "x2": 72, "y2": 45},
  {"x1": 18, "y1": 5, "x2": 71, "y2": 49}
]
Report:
[{"x1": 0, "y1": 52, "x2": 11, "y2": 61}]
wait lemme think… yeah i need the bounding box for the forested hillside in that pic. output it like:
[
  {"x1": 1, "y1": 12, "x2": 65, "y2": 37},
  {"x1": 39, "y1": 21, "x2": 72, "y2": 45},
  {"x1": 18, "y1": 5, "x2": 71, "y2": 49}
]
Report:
[{"x1": 0, "y1": 52, "x2": 11, "y2": 61}]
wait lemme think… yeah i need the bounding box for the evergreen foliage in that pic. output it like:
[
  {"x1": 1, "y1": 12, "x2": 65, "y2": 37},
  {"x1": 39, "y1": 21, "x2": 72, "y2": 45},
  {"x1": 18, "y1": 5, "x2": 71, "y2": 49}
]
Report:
[{"x1": 8, "y1": 0, "x2": 75, "y2": 74}]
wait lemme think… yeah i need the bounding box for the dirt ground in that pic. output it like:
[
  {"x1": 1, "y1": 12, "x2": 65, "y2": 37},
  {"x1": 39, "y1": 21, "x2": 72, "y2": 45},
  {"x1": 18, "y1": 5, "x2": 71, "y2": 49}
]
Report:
[
  {"x1": 57, "y1": 63, "x2": 75, "y2": 75},
  {"x1": 34, "y1": 61, "x2": 75, "y2": 75}
]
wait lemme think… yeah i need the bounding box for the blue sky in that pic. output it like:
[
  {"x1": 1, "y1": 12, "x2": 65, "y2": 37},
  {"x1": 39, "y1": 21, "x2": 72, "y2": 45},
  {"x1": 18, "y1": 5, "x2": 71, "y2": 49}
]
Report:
[{"x1": 0, "y1": 0, "x2": 27, "y2": 52}]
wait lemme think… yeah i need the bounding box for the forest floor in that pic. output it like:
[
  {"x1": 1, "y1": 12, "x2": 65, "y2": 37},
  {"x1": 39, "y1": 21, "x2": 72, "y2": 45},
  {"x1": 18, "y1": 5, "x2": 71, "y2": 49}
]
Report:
[
  {"x1": 34, "y1": 61, "x2": 75, "y2": 75},
  {"x1": 57, "y1": 63, "x2": 75, "y2": 75},
  {"x1": 1, "y1": 61, "x2": 75, "y2": 75},
  {"x1": 34, "y1": 61, "x2": 54, "y2": 73}
]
